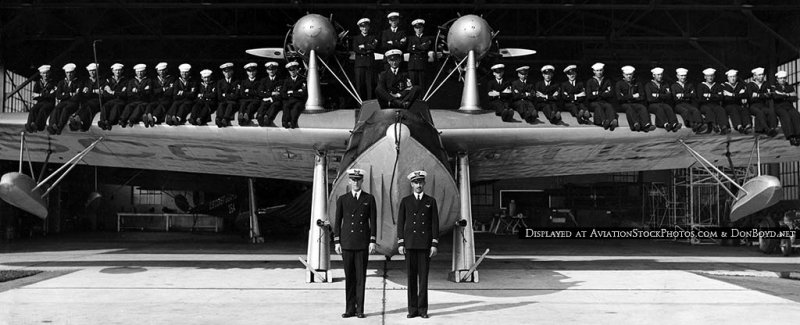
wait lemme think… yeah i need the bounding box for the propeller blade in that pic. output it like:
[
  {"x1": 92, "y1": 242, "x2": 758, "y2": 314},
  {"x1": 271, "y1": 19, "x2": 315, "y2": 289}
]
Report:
[
  {"x1": 245, "y1": 47, "x2": 285, "y2": 59},
  {"x1": 499, "y1": 48, "x2": 536, "y2": 57}
]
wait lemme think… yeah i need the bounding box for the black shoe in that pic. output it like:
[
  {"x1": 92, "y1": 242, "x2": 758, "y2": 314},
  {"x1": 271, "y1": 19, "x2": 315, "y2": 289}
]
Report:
[
  {"x1": 46, "y1": 125, "x2": 56, "y2": 135},
  {"x1": 407, "y1": 314, "x2": 417, "y2": 318},
  {"x1": 673, "y1": 122, "x2": 682, "y2": 132},
  {"x1": 631, "y1": 122, "x2": 640, "y2": 132},
  {"x1": 696, "y1": 124, "x2": 708, "y2": 134},
  {"x1": 356, "y1": 313, "x2": 365, "y2": 318},
  {"x1": 291, "y1": 121, "x2": 298, "y2": 129},
  {"x1": 712, "y1": 125, "x2": 721, "y2": 134},
  {"x1": 609, "y1": 119, "x2": 618, "y2": 131},
  {"x1": 720, "y1": 126, "x2": 731, "y2": 135},
  {"x1": 68, "y1": 117, "x2": 81, "y2": 131},
  {"x1": 341, "y1": 313, "x2": 354, "y2": 318},
  {"x1": 420, "y1": 314, "x2": 429, "y2": 319},
  {"x1": 768, "y1": 128, "x2": 779, "y2": 137},
  {"x1": 663, "y1": 123, "x2": 671, "y2": 131},
  {"x1": 602, "y1": 120, "x2": 610, "y2": 129}
]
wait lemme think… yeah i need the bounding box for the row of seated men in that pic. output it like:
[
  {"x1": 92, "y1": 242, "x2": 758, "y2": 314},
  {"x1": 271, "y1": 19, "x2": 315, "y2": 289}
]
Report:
[
  {"x1": 486, "y1": 63, "x2": 800, "y2": 146},
  {"x1": 26, "y1": 60, "x2": 308, "y2": 134}
]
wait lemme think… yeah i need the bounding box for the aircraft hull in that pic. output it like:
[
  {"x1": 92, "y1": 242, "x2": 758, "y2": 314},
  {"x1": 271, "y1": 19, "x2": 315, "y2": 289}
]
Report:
[{"x1": 730, "y1": 175, "x2": 783, "y2": 222}]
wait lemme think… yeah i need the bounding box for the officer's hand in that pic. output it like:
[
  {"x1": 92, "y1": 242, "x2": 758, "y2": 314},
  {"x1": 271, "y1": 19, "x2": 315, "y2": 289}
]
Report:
[
  {"x1": 335, "y1": 244, "x2": 342, "y2": 255},
  {"x1": 429, "y1": 247, "x2": 437, "y2": 258},
  {"x1": 369, "y1": 243, "x2": 376, "y2": 254},
  {"x1": 398, "y1": 246, "x2": 406, "y2": 255}
]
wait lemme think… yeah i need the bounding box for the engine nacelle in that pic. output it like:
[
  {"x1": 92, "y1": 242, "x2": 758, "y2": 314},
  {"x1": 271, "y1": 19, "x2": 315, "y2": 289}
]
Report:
[
  {"x1": 291, "y1": 14, "x2": 337, "y2": 58},
  {"x1": 447, "y1": 15, "x2": 493, "y2": 61}
]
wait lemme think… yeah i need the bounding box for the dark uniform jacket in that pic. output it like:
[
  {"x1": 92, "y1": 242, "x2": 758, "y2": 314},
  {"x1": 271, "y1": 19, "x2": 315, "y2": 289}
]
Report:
[
  {"x1": 376, "y1": 68, "x2": 410, "y2": 100},
  {"x1": 670, "y1": 81, "x2": 696, "y2": 105},
  {"x1": 105, "y1": 76, "x2": 128, "y2": 101},
  {"x1": 172, "y1": 77, "x2": 197, "y2": 100},
  {"x1": 33, "y1": 78, "x2": 58, "y2": 102},
  {"x1": 197, "y1": 81, "x2": 217, "y2": 104},
  {"x1": 353, "y1": 33, "x2": 379, "y2": 68},
  {"x1": 721, "y1": 81, "x2": 747, "y2": 105},
  {"x1": 586, "y1": 76, "x2": 614, "y2": 102},
  {"x1": 645, "y1": 80, "x2": 671, "y2": 104},
  {"x1": 773, "y1": 83, "x2": 797, "y2": 104},
  {"x1": 152, "y1": 75, "x2": 175, "y2": 100},
  {"x1": 510, "y1": 79, "x2": 532, "y2": 101},
  {"x1": 407, "y1": 33, "x2": 432, "y2": 70},
  {"x1": 56, "y1": 78, "x2": 82, "y2": 102},
  {"x1": 533, "y1": 80, "x2": 560, "y2": 103},
  {"x1": 397, "y1": 193, "x2": 439, "y2": 250},
  {"x1": 615, "y1": 80, "x2": 644, "y2": 103},
  {"x1": 239, "y1": 77, "x2": 261, "y2": 100},
  {"x1": 216, "y1": 78, "x2": 240, "y2": 102},
  {"x1": 281, "y1": 76, "x2": 307, "y2": 100},
  {"x1": 126, "y1": 77, "x2": 152, "y2": 102},
  {"x1": 746, "y1": 81, "x2": 771, "y2": 105},
  {"x1": 696, "y1": 82, "x2": 723, "y2": 104},
  {"x1": 560, "y1": 79, "x2": 586, "y2": 103},
  {"x1": 258, "y1": 75, "x2": 283, "y2": 101},
  {"x1": 381, "y1": 28, "x2": 407, "y2": 52},
  {"x1": 333, "y1": 191, "x2": 378, "y2": 250},
  {"x1": 486, "y1": 77, "x2": 512, "y2": 101},
  {"x1": 82, "y1": 77, "x2": 107, "y2": 101}
]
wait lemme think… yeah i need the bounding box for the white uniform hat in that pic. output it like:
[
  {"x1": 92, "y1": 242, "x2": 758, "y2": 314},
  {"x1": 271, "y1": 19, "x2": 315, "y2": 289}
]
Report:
[
  {"x1": 200, "y1": 69, "x2": 212, "y2": 78},
  {"x1": 285, "y1": 61, "x2": 300, "y2": 69},
  {"x1": 516, "y1": 66, "x2": 530, "y2": 72},
  {"x1": 62, "y1": 63, "x2": 76, "y2": 72},
  {"x1": 244, "y1": 62, "x2": 258, "y2": 70},
  {"x1": 412, "y1": 19, "x2": 425, "y2": 26},
  {"x1": 178, "y1": 63, "x2": 192, "y2": 72},
  {"x1": 541, "y1": 65, "x2": 555, "y2": 73},
  {"x1": 751, "y1": 67, "x2": 765, "y2": 75},
  {"x1": 776, "y1": 70, "x2": 788, "y2": 78},
  {"x1": 385, "y1": 49, "x2": 403, "y2": 58},
  {"x1": 591, "y1": 62, "x2": 605, "y2": 70},
  {"x1": 346, "y1": 168, "x2": 366, "y2": 179},
  {"x1": 37, "y1": 65, "x2": 51, "y2": 73},
  {"x1": 220, "y1": 62, "x2": 234, "y2": 70},
  {"x1": 650, "y1": 67, "x2": 664, "y2": 75},
  {"x1": 725, "y1": 69, "x2": 738, "y2": 77},
  {"x1": 134, "y1": 64, "x2": 147, "y2": 72},
  {"x1": 563, "y1": 65, "x2": 577, "y2": 73},
  {"x1": 491, "y1": 64, "x2": 505, "y2": 70},
  {"x1": 111, "y1": 63, "x2": 124, "y2": 70},
  {"x1": 702, "y1": 68, "x2": 716, "y2": 75},
  {"x1": 676, "y1": 68, "x2": 688, "y2": 76},
  {"x1": 357, "y1": 18, "x2": 370, "y2": 26},
  {"x1": 86, "y1": 63, "x2": 98, "y2": 71},
  {"x1": 621, "y1": 65, "x2": 635, "y2": 74},
  {"x1": 265, "y1": 61, "x2": 279, "y2": 69},
  {"x1": 156, "y1": 62, "x2": 168, "y2": 70},
  {"x1": 407, "y1": 170, "x2": 427, "y2": 182},
  {"x1": 387, "y1": 12, "x2": 400, "y2": 19}
]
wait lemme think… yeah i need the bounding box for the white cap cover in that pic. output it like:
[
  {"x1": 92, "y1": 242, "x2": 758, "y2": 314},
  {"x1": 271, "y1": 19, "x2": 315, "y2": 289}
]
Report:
[
  {"x1": 621, "y1": 65, "x2": 635, "y2": 74},
  {"x1": 703, "y1": 68, "x2": 716, "y2": 75},
  {"x1": 591, "y1": 62, "x2": 605, "y2": 70},
  {"x1": 200, "y1": 69, "x2": 212, "y2": 78},
  {"x1": 178, "y1": 63, "x2": 192, "y2": 72},
  {"x1": 62, "y1": 63, "x2": 76, "y2": 72}
]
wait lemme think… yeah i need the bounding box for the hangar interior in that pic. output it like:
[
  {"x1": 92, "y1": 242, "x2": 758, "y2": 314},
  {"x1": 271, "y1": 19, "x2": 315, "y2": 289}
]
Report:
[{"x1": 2, "y1": 1, "x2": 800, "y2": 241}]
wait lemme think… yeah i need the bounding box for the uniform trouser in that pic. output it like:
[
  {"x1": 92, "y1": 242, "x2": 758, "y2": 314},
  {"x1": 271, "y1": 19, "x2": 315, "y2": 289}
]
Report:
[
  {"x1": 488, "y1": 99, "x2": 514, "y2": 121},
  {"x1": 511, "y1": 100, "x2": 536, "y2": 120},
  {"x1": 724, "y1": 103, "x2": 750, "y2": 129},
  {"x1": 282, "y1": 98, "x2": 304, "y2": 127},
  {"x1": 167, "y1": 100, "x2": 194, "y2": 123},
  {"x1": 622, "y1": 103, "x2": 650, "y2": 127},
  {"x1": 750, "y1": 102, "x2": 777, "y2": 133},
  {"x1": 121, "y1": 101, "x2": 147, "y2": 124},
  {"x1": 400, "y1": 86, "x2": 422, "y2": 104},
  {"x1": 537, "y1": 102, "x2": 561, "y2": 122},
  {"x1": 648, "y1": 103, "x2": 677, "y2": 127},
  {"x1": 101, "y1": 99, "x2": 125, "y2": 125},
  {"x1": 674, "y1": 102, "x2": 702, "y2": 125},
  {"x1": 562, "y1": 102, "x2": 587, "y2": 117},
  {"x1": 147, "y1": 99, "x2": 171, "y2": 124},
  {"x1": 409, "y1": 69, "x2": 426, "y2": 89},
  {"x1": 776, "y1": 102, "x2": 800, "y2": 138},
  {"x1": 342, "y1": 249, "x2": 368, "y2": 314},
  {"x1": 699, "y1": 103, "x2": 727, "y2": 127},
  {"x1": 191, "y1": 101, "x2": 215, "y2": 125},
  {"x1": 256, "y1": 100, "x2": 282, "y2": 126},
  {"x1": 216, "y1": 101, "x2": 238, "y2": 122},
  {"x1": 238, "y1": 99, "x2": 259, "y2": 122},
  {"x1": 589, "y1": 101, "x2": 616, "y2": 125},
  {"x1": 50, "y1": 100, "x2": 79, "y2": 130},
  {"x1": 354, "y1": 67, "x2": 375, "y2": 100},
  {"x1": 77, "y1": 99, "x2": 101, "y2": 131},
  {"x1": 406, "y1": 249, "x2": 430, "y2": 315},
  {"x1": 28, "y1": 100, "x2": 55, "y2": 131}
]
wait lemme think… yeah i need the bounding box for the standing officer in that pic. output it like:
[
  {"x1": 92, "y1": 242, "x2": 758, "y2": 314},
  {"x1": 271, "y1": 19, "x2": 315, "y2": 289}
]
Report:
[
  {"x1": 238, "y1": 62, "x2": 261, "y2": 126},
  {"x1": 281, "y1": 61, "x2": 306, "y2": 129},
  {"x1": 397, "y1": 170, "x2": 439, "y2": 319},
  {"x1": 166, "y1": 63, "x2": 197, "y2": 126},
  {"x1": 191, "y1": 69, "x2": 217, "y2": 126},
  {"x1": 99, "y1": 63, "x2": 128, "y2": 130},
  {"x1": 670, "y1": 68, "x2": 705, "y2": 133},
  {"x1": 560, "y1": 65, "x2": 590, "y2": 124},
  {"x1": 534, "y1": 65, "x2": 563, "y2": 124},
  {"x1": 486, "y1": 64, "x2": 514, "y2": 122},
  {"x1": 26, "y1": 65, "x2": 57, "y2": 133},
  {"x1": 381, "y1": 12, "x2": 407, "y2": 53},
  {"x1": 47, "y1": 63, "x2": 81, "y2": 135},
  {"x1": 375, "y1": 49, "x2": 421, "y2": 109},
  {"x1": 773, "y1": 70, "x2": 800, "y2": 145},
  {"x1": 585, "y1": 62, "x2": 617, "y2": 130},
  {"x1": 510, "y1": 66, "x2": 538, "y2": 124},
  {"x1": 615, "y1": 66, "x2": 653, "y2": 132},
  {"x1": 747, "y1": 67, "x2": 778, "y2": 137},
  {"x1": 353, "y1": 18, "x2": 378, "y2": 100},
  {"x1": 216, "y1": 62, "x2": 240, "y2": 127},
  {"x1": 645, "y1": 67, "x2": 681, "y2": 131},
  {"x1": 697, "y1": 68, "x2": 728, "y2": 134},
  {"x1": 146, "y1": 62, "x2": 175, "y2": 127},
  {"x1": 333, "y1": 168, "x2": 377, "y2": 319},
  {"x1": 407, "y1": 19, "x2": 432, "y2": 88},
  {"x1": 256, "y1": 61, "x2": 283, "y2": 127},
  {"x1": 721, "y1": 69, "x2": 751, "y2": 134}
]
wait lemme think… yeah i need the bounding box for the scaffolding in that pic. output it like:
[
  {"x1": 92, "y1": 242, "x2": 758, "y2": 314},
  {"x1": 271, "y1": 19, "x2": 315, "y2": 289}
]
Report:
[{"x1": 643, "y1": 182, "x2": 685, "y2": 228}]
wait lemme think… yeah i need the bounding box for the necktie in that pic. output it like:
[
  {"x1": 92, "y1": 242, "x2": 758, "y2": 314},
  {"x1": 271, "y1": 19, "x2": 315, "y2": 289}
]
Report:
[{"x1": 353, "y1": 192, "x2": 358, "y2": 200}]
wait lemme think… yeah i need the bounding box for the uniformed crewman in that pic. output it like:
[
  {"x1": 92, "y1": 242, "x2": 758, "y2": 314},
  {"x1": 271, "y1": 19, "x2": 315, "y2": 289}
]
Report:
[
  {"x1": 353, "y1": 18, "x2": 378, "y2": 100},
  {"x1": 398, "y1": 170, "x2": 439, "y2": 319},
  {"x1": 773, "y1": 70, "x2": 800, "y2": 145},
  {"x1": 215, "y1": 62, "x2": 239, "y2": 127},
  {"x1": 559, "y1": 65, "x2": 590, "y2": 124},
  {"x1": 670, "y1": 68, "x2": 705, "y2": 133},
  {"x1": 256, "y1": 61, "x2": 283, "y2": 127},
  {"x1": 509, "y1": 66, "x2": 539, "y2": 124},
  {"x1": 407, "y1": 19, "x2": 432, "y2": 88},
  {"x1": 486, "y1": 64, "x2": 514, "y2": 122},
  {"x1": 534, "y1": 65, "x2": 563, "y2": 124},
  {"x1": 615, "y1": 66, "x2": 653, "y2": 132},
  {"x1": 721, "y1": 69, "x2": 751, "y2": 134},
  {"x1": 26, "y1": 65, "x2": 57, "y2": 133},
  {"x1": 381, "y1": 12, "x2": 407, "y2": 53},
  {"x1": 281, "y1": 61, "x2": 306, "y2": 129},
  {"x1": 119, "y1": 63, "x2": 152, "y2": 128},
  {"x1": 238, "y1": 62, "x2": 260, "y2": 126},
  {"x1": 71, "y1": 63, "x2": 105, "y2": 132},
  {"x1": 375, "y1": 49, "x2": 421, "y2": 109},
  {"x1": 146, "y1": 62, "x2": 175, "y2": 127},
  {"x1": 747, "y1": 67, "x2": 778, "y2": 137},
  {"x1": 644, "y1": 67, "x2": 681, "y2": 131},
  {"x1": 333, "y1": 168, "x2": 378, "y2": 319},
  {"x1": 47, "y1": 63, "x2": 81, "y2": 135},
  {"x1": 697, "y1": 68, "x2": 728, "y2": 134},
  {"x1": 99, "y1": 63, "x2": 128, "y2": 130},
  {"x1": 166, "y1": 63, "x2": 197, "y2": 126},
  {"x1": 190, "y1": 69, "x2": 216, "y2": 126},
  {"x1": 585, "y1": 62, "x2": 617, "y2": 130}
]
